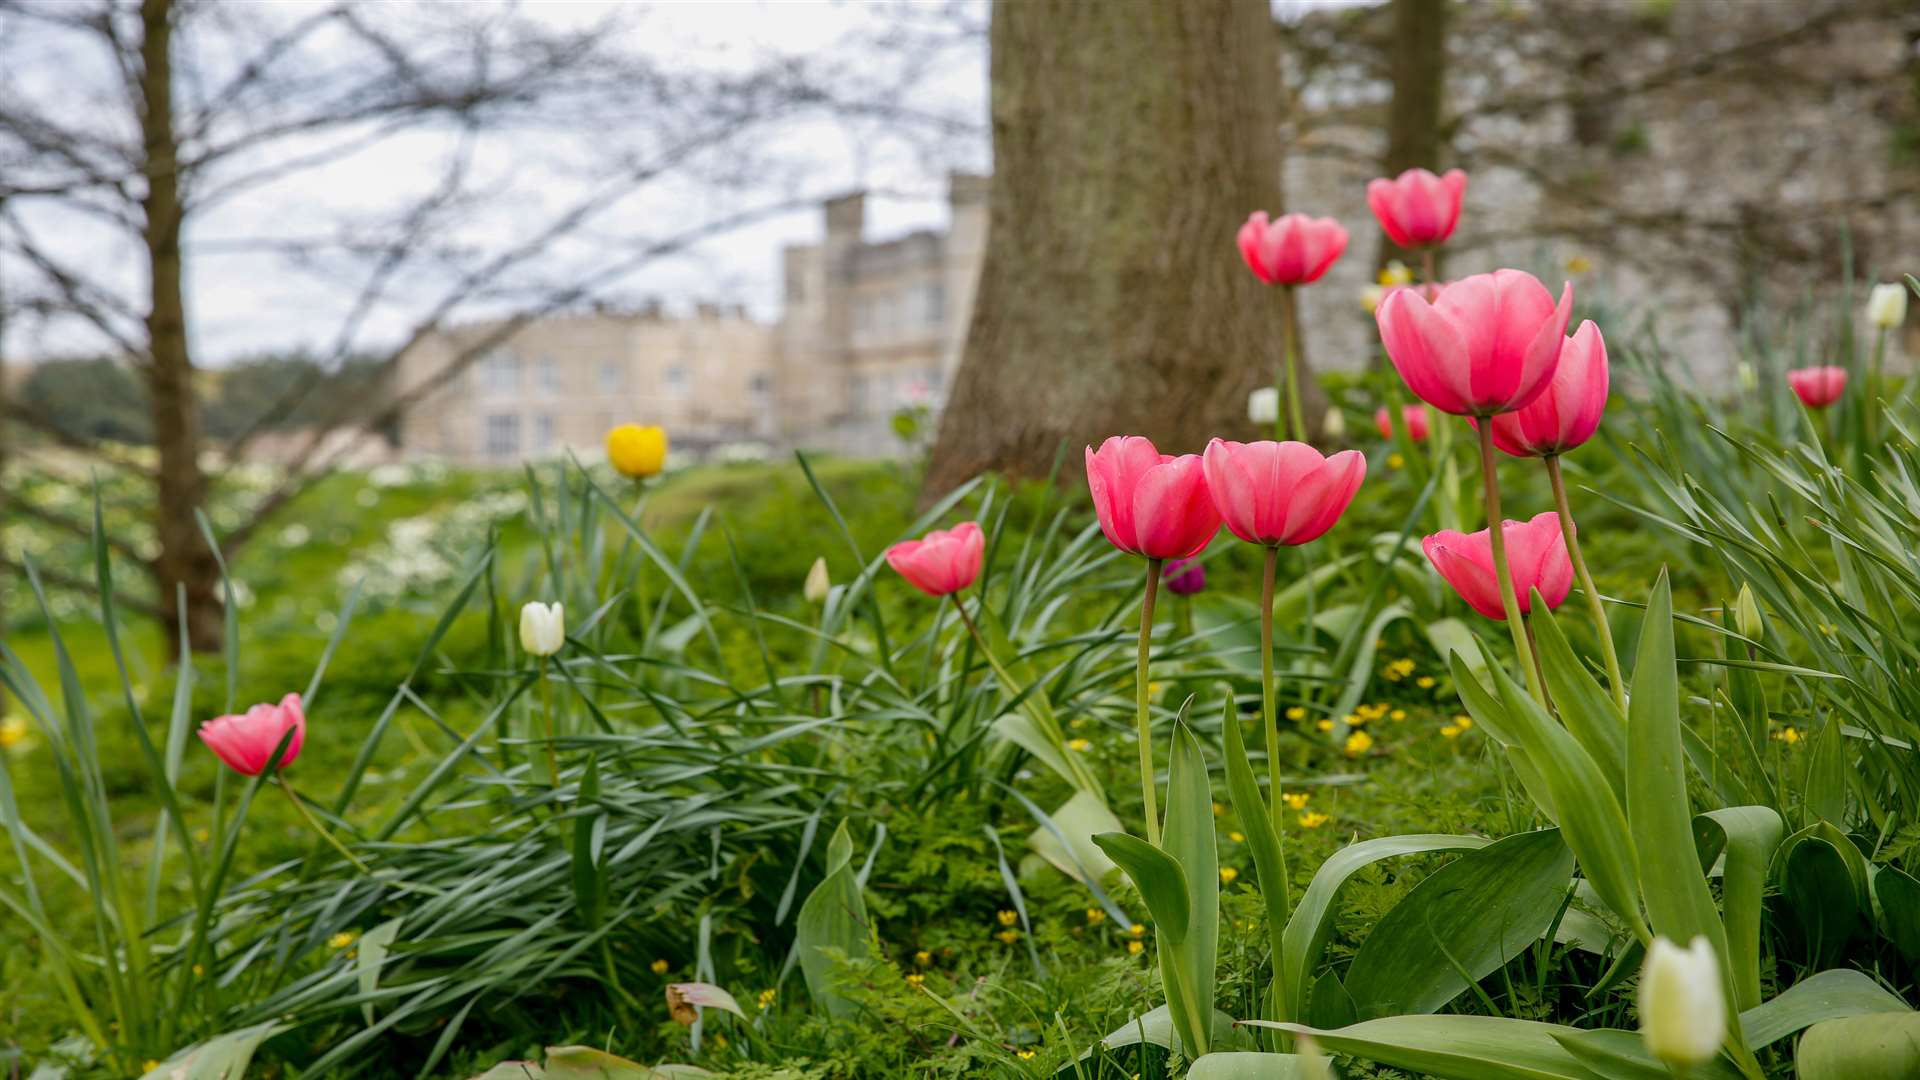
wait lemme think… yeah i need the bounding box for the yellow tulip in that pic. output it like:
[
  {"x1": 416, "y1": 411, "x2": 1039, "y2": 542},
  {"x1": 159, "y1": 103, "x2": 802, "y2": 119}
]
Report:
[{"x1": 606, "y1": 424, "x2": 668, "y2": 478}]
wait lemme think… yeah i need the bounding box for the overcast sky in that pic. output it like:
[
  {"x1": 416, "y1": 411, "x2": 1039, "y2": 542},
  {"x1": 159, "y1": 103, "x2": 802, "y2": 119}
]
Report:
[{"x1": 1, "y1": 0, "x2": 1356, "y2": 366}]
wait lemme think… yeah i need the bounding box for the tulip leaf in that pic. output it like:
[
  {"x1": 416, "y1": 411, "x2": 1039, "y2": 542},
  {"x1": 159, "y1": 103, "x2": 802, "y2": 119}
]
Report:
[
  {"x1": 1093, "y1": 831, "x2": 1191, "y2": 948},
  {"x1": 1163, "y1": 719, "x2": 1220, "y2": 1056},
  {"x1": 1345, "y1": 828, "x2": 1573, "y2": 1019},
  {"x1": 1804, "y1": 712, "x2": 1848, "y2": 825},
  {"x1": 1793, "y1": 1012, "x2": 1920, "y2": 1080},
  {"x1": 1529, "y1": 602, "x2": 1625, "y2": 801},
  {"x1": 137, "y1": 1023, "x2": 287, "y2": 1080},
  {"x1": 1184, "y1": 1052, "x2": 1323, "y2": 1080},
  {"x1": 1020, "y1": 788, "x2": 1123, "y2": 891},
  {"x1": 1781, "y1": 837, "x2": 1863, "y2": 968},
  {"x1": 1479, "y1": 637, "x2": 1647, "y2": 943},
  {"x1": 1872, "y1": 863, "x2": 1920, "y2": 962},
  {"x1": 1551, "y1": 1028, "x2": 1743, "y2": 1080},
  {"x1": 1691, "y1": 807, "x2": 1782, "y2": 1011},
  {"x1": 355, "y1": 917, "x2": 404, "y2": 1028},
  {"x1": 1242, "y1": 1015, "x2": 1690, "y2": 1080},
  {"x1": 1622, "y1": 574, "x2": 1740, "y2": 1057},
  {"x1": 571, "y1": 753, "x2": 605, "y2": 929},
  {"x1": 1279, "y1": 832, "x2": 1491, "y2": 1027},
  {"x1": 1058, "y1": 1003, "x2": 1250, "y2": 1077},
  {"x1": 1448, "y1": 650, "x2": 1556, "y2": 821},
  {"x1": 1737, "y1": 968, "x2": 1915, "y2": 1050},
  {"x1": 795, "y1": 820, "x2": 870, "y2": 1020},
  {"x1": 1220, "y1": 693, "x2": 1292, "y2": 1020},
  {"x1": 1307, "y1": 969, "x2": 1357, "y2": 1030}
]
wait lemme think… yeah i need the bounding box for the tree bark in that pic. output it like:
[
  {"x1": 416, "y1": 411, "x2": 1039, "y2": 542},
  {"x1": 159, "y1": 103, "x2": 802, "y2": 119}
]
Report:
[
  {"x1": 1375, "y1": 0, "x2": 1450, "y2": 274},
  {"x1": 923, "y1": 0, "x2": 1309, "y2": 497},
  {"x1": 139, "y1": 0, "x2": 221, "y2": 655}
]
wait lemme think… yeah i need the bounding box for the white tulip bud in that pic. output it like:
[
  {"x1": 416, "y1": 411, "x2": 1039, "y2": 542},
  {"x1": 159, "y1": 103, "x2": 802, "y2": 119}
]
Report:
[
  {"x1": 1321, "y1": 407, "x2": 1347, "y2": 440},
  {"x1": 1736, "y1": 362, "x2": 1757, "y2": 392},
  {"x1": 1248, "y1": 386, "x2": 1280, "y2": 425},
  {"x1": 1868, "y1": 283, "x2": 1907, "y2": 330},
  {"x1": 804, "y1": 557, "x2": 831, "y2": 605},
  {"x1": 519, "y1": 601, "x2": 566, "y2": 658},
  {"x1": 1734, "y1": 583, "x2": 1764, "y2": 642},
  {"x1": 1639, "y1": 936, "x2": 1726, "y2": 1068}
]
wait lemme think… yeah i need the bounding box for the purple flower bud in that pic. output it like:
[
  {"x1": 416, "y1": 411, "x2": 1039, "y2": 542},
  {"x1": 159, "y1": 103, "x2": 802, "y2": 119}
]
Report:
[{"x1": 1163, "y1": 558, "x2": 1206, "y2": 596}]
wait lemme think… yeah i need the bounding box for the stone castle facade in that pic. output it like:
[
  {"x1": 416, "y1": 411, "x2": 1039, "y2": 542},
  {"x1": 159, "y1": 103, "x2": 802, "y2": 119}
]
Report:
[{"x1": 394, "y1": 174, "x2": 988, "y2": 466}]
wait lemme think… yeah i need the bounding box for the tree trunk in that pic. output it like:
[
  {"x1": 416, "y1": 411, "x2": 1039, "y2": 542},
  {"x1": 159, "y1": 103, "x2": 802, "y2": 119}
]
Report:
[
  {"x1": 139, "y1": 0, "x2": 220, "y2": 655},
  {"x1": 1376, "y1": 0, "x2": 1450, "y2": 274},
  {"x1": 923, "y1": 0, "x2": 1309, "y2": 497}
]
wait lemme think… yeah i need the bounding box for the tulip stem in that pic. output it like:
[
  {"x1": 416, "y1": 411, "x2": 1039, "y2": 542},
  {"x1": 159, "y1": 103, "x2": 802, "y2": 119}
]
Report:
[
  {"x1": 1477, "y1": 422, "x2": 1548, "y2": 705},
  {"x1": 1868, "y1": 327, "x2": 1887, "y2": 447},
  {"x1": 1545, "y1": 455, "x2": 1626, "y2": 712},
  {"x1": 1137, "y1": 559, "x2": 1163, "y2": 846},
  {"x1": 1420, "y1": 248, "x2": 1437, "y2": 286},
  {"x1": 1280, "y1": 285, "x2": 1306, "y2": 442},
  {"x1": 539, "y1": 656, "x2": 560, "y2": 786},
  {"x1": 1259, "y1": 546, "x2": 1294, "y2": 929},
  {"x1": 279, "y1": 778, "x2": 369, "y2": 875}
]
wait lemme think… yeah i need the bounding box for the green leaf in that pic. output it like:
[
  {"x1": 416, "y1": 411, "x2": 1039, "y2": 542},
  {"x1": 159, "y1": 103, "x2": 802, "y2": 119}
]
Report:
[
  {"x1": 1307, "y1": 970, "x2": 1357, "y2": 1030},
  {"x1": 1805, "y1": 713, "x2": 1848, "y2": 825},
  {"x1": 1345, "y1": 829, "x2": 1573, "y2": 1018},
  {"x1": 1243, "y1": 1015, "x2": 1676, "y2": 1080},
  {"x1": 1162, "y1": 720, "x2": 1220, "y2": 1056},
  {"x1": 1064, "y1": 1003, "x2": 1250, "y2": 1072},
  {"x1": 1530, "y1": 602, "x2": 1626, "y2": 802},
  {"x1": 795, "y1": 820, "x2": 870, "y2": 1020},
  {"x1": 1794, "y1": 1012, "x2": 1920, "y2": 1080},
  {"x1": 1185, "y1": 1052, "x2": 1324, "y2": 1079},
  {"x1": 139, "y1": 1023, "x2": 286, "y2": 1080},
  {"x1": 1552, "y1": 1028, "x2": 1743, "y2": 1080},
  {"x1": 1447, "y1": 651, "x2": 1556, "y2": 821},
  {"x1": 1022, "y1": 789, "x2": 1122, "y2": 890},
  {"x1": 1220, "y1": 694, "x2": 1291, "y2": 1019},
  {"x1": 1872, "y1": 864, "x2": 1920, "y2": 962},
  {"x1": 1279, "y1": 833, "x2": 1491, "y2": 1027},
  {"x1": 1692, "y1": 807, "x2": 1782, "y2": 1011},
  {"x1": 1624, "y1": 572, "x2": 1726, "y2": 955},
  {"x1": 1738, "y1": 968, "x2": 1914, "y2": 1050},
  {"x1": 1479, "y1": 638, "x2": 1647, "y2": 943},
  {"x1": 572, "y1": 754, "x2": 605, "y2": 929},
  {"x1": 1781, "y1": 837, "x2": 1863, "y2": 967},
  {"x1": 355, "y1": 917, "x2": 404, "y2": 1028},
  {"x1": 1091, "y1": 832, "x2": 1190, "y2": 948}
]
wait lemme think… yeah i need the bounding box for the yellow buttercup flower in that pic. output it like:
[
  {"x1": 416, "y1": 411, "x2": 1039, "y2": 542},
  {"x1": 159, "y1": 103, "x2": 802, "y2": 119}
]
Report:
[
  {"x1": 1440, "y1": 724, "x2": 1462, "y2": 739},
  {"x1": 1129, "y1": 923, "x2": 1147, "y2": 939},
  {"x1": 1774, "y1": 727, "x2": 1802, "y2": 746},
  {"x1": 1085, "y1": 908, "x2": 1105, "y2": 925},
  {"x1": 758, "y1": 988, "x2": 777, "y2": 1008},
  {"x1": 995, "y1": 929, "x2": 1021, "y2": 944},
  {"x1": 651, "y1": 958, "x2": 671, "y2": 974},
  {"x1": 1016, "y1": 1048, "x2": 1036, "y2": 1060},
  {"x1": 0, "y1": 714, "x2": 28, "y2": 749},
  {"x1": 1281, "y1": 791, "x2": 1310, "y2": 811},
  {"x1": 1346, "y1": 713, "x2": 1367, "y2": 727},
  {"x1": 915, "y1": 949, "x2": 934, "y2": 966},
  {"x1": 1456, "y1": 715, "x2": 1473, "y2": 730},
  {"x1": 1285, "y1": 706, "x2": 1307, "y2": 722},
  {"x1": 1228, "y1": 831, "x2": 1245, "y2": 843},
  {"x1": 605, "y1": 424, "x2": 668, "y2": 478},
  {"x1": 1390, "y1": 709, "x2": 1407, "y2": 722},
  {"x1": 996, "y1": 909, "x2": 1019, "y2": 927},
  {"x1": 1219, "y1": 867, "x2": 1239, "y2": 885},
  {"x1": 1345, "y1": 730, "x2": 1374, "y2": 756},
  {"x1": 1212, "y1": 801, "x2": 1226, "y2": 817},
  {"x1": 1378, "y1": 261, "x2": 1414, "y2": 287},
  {"x1": 328, "y1": 931, "x2": 357, "y2": 949},
  {"x1": 905, "y1": 973, "x2": 925, "y2": 988},
  {"x1": 1387, "y1": 453, "x2": 1405, "y2": 470},
  {"x1": 1316, "y1": 719, "x2": 1335, "y2": 733},
  {"x1": 1067, "y1": 738, "x2": 1092, "y2": 752},
  {"x1": 1415, "y1": 676, "x2": 1436, "y2": 689},
  {"x1": 1126, "y1": 939, "x2": 1145, "y2": 955},
  {"x1": 1298, "y1": 811, "x2": 1330, "y2": 828}
]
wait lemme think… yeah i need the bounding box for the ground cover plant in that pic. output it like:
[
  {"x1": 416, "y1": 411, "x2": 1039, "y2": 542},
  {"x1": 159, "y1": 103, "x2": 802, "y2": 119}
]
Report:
[{"x1": 4, "y1": 184, "x2": 1919, "y2": 1080}]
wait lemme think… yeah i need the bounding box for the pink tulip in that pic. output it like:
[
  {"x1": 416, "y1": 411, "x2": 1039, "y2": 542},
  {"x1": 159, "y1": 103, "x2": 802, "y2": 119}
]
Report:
[
  {"x1": 1788, "y1": 366, "x2": 1847, "y2": 409},
  {"x1": 1238, "y1": 212, "x2": 1349, "y2": 286},
  {"x1": 1374, "y1": 404, "x2": 1432, "y2": 442},
  {"x1": 199, "y1": 693, "x2": 306, "y2": 776},
  {"x1": 1422, "y1": 512, "x2": 1573, "y2": 621},
  {"x1": 1376, "y1": 269, "x2": 1574, "y2": 417},
  {"x1": 885, "y1": 521, "x2": 985, "y2": 597},
  {"x1": 1201, "y1": 439, "x2": 1366, "y2": 547},
  {"x1": 1367, "y1": 168, "x2": 1468, "y2": 249},
  {"x1": 1086, "y1": 436, "x2": 1223, "y2": 560},
  {"x1": 1474, "y1": 320, "x2": 1610, "y2": 457}
]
